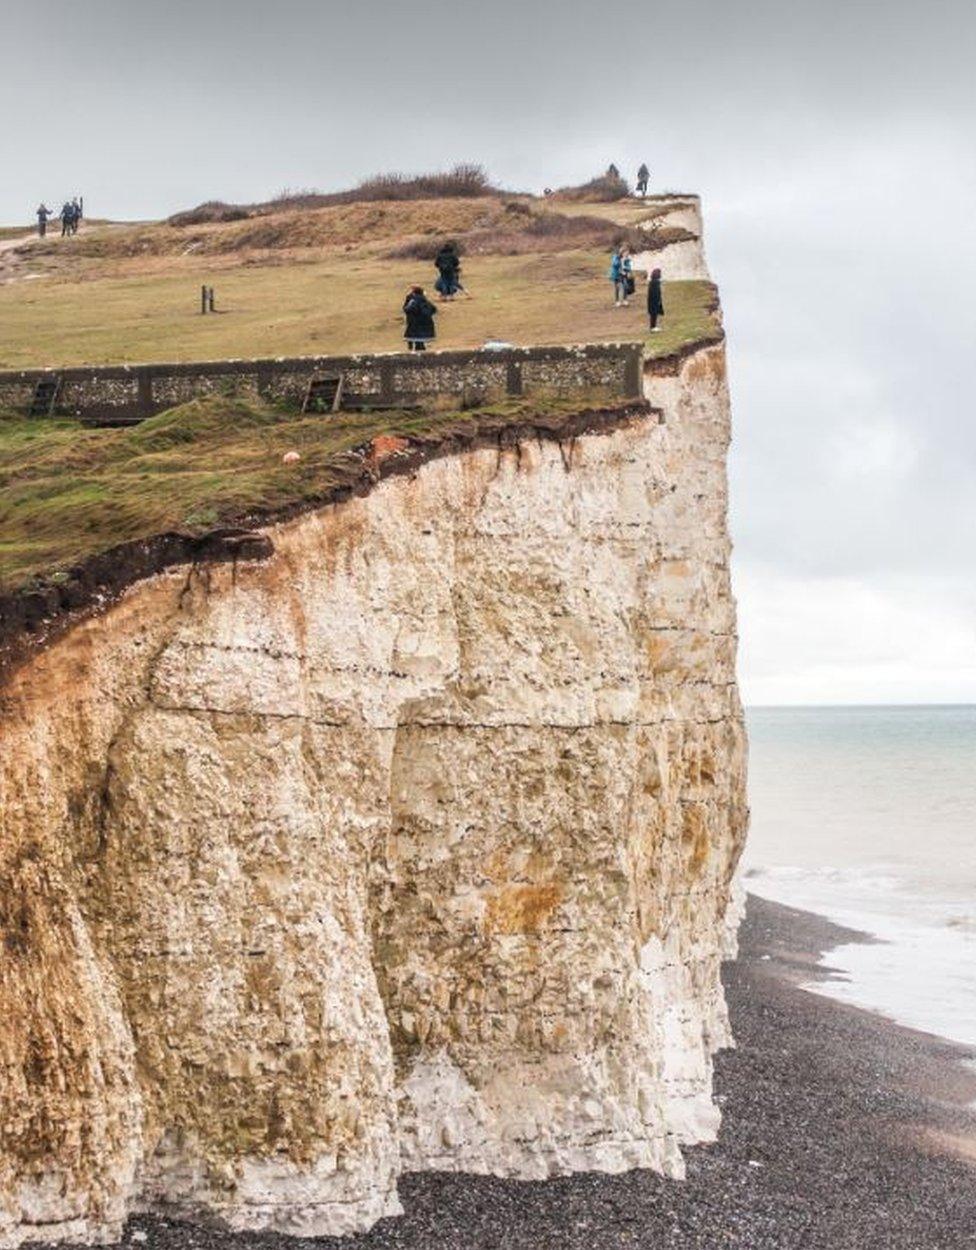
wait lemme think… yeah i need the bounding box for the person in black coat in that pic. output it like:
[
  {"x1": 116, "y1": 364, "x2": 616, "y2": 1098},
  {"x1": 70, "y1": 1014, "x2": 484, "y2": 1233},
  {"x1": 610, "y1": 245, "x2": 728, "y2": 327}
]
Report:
[
  {"x1": 403, "y1": 286, "x2": 437, "y2": 351},
  {"x1": 434, "y1": 242, "x2": 461, "y2": 299},
  {"x1": 647, "y1": 267, "x2": 664, "y2": 332}
]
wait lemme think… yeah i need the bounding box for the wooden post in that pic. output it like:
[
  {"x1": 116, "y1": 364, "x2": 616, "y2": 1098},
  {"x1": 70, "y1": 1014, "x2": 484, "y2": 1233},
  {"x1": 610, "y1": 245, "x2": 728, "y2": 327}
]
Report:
[
  {"x1": 379, "y1": 359, "x2": 395, "y2": 405},
  {"x1": 208, "y1": 287, "x2": 215, "y2": 313},
  {"x1": 623, "y1": 345, "x2": 642, "y2": 398},
  {"x1": 201, "y1": 285, "x2": 208, "y2": 315},
  {"x1": 137, "y1": 369, "x2": 153, "y2": 417}
]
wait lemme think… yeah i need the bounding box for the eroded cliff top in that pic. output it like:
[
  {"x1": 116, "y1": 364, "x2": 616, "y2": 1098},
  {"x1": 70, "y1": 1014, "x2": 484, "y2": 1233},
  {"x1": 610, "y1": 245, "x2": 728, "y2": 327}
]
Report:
[{"x1": 0, "y1": 392, "x2": 655, "y2": 671}]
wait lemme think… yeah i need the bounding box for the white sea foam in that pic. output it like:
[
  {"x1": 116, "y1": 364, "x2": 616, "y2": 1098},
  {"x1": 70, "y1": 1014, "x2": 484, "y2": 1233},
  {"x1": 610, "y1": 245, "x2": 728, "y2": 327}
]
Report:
[
  {"x1": 744, "y1": 706, "x2": 976, "y2": 1050},
  {"x1": 747, "y1": 864, "x2": 976, "y2": 1047}
]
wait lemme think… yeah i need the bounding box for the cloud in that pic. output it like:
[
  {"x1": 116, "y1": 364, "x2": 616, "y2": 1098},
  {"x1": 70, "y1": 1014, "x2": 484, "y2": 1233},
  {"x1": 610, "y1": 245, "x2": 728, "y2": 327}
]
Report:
[{"x1": 735, "y1": 566, "x2": 976, "y2": 706}]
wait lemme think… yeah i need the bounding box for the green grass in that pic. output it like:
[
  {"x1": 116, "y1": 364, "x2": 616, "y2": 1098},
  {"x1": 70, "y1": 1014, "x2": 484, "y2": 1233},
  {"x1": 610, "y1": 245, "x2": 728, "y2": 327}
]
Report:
[
  {"x1": 0, "y1": 196, "x2": 721, "y2": 600},
  {"x1": 0, "y1": 393, "x2": 640, "y2": 594},
  {"x1": 0, "y1": 250, "x2": 718, "y2": 370}
]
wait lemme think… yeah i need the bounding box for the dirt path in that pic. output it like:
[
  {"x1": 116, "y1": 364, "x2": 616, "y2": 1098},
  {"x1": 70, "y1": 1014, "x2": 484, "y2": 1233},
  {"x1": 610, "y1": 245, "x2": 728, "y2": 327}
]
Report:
[
  {"x1": 0, "y1": 232, "x2": 38, "y2": 254},
  {"x1": 0, "y1": 222, "x2": 94, "y2": 283}
]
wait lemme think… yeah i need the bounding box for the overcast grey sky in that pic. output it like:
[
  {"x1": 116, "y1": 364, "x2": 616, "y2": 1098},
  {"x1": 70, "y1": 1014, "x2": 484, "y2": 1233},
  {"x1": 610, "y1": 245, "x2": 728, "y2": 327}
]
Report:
[{"x1": 3, "y1": 0, "x2": 974, "y2": 704}]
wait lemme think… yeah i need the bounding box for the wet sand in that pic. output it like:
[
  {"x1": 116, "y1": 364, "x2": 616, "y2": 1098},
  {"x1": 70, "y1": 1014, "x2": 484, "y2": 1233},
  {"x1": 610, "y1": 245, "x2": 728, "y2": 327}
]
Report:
[{"x1": 55, "y1": 896, "x2": 976, "y2": 1249}]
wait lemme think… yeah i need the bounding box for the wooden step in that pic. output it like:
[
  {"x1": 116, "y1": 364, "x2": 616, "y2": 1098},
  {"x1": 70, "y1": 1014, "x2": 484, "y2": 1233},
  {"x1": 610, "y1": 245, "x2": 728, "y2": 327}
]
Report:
[
  {"x1": 302, "y1": 373, "x2": 344, "y2": 414},
  {"x1": 28, "y1": 376, "x2": 62, "y2": 417}
]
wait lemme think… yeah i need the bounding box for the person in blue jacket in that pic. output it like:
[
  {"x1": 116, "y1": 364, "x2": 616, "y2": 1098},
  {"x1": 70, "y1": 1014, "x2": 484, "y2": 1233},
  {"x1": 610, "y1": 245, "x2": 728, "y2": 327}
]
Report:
[{"x1": 609, "y1": 245, "x2": 633, "y2": 307}]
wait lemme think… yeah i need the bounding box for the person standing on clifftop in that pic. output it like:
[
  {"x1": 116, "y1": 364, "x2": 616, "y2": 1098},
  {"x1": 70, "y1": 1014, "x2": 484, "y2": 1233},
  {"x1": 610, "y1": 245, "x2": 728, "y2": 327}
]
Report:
[
  {"x1": 403, "y1": 285, "x2": 437, "y2": 351},
  {"x1": 609, "y1": 245, "x2": 633, "y2": 307},
  {"x1": 434, "y1": 242, "x2": 462, "y2": 299},
  {"x1": 647, "y1": 266, "x2": 665, "y2": 332},
  {"x1": 636, "y1": 164, "x2": 650, "y2": 196},
  {"x1": 36, "y1": 204, "x2": 52, "y2": 237}
]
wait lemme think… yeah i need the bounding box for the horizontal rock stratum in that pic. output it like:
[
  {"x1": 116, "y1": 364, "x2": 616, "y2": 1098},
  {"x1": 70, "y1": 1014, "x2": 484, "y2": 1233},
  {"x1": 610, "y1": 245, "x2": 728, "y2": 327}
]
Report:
[{"x1": 0, "y1": 205, "x2": 748, "y2": 1246}]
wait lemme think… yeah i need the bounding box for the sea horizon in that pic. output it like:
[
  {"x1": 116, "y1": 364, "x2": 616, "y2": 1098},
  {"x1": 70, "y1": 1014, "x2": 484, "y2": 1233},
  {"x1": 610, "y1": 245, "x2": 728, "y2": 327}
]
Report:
[{"x1": 746, "y1": 700, "x2": 976, "y2": 709}]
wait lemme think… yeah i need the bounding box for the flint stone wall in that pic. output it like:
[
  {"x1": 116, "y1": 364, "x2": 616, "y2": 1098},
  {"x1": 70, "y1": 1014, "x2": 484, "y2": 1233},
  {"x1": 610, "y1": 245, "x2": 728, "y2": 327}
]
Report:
[{"x1": 0, "y1": 344, "x2": 643, "y2": 423}]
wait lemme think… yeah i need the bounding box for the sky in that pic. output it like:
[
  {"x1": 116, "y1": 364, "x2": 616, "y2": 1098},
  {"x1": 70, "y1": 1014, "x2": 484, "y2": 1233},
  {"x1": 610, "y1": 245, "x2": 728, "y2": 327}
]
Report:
[{"x1": 2, "y1": 0, "x2": 974, "y2": 705}]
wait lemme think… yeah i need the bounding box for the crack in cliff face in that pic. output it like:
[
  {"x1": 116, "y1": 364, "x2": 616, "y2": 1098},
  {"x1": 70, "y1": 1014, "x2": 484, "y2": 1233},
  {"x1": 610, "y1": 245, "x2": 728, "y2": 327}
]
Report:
[{"x1": 0, "y1": 343, "x2": 746, "y2": 1245}]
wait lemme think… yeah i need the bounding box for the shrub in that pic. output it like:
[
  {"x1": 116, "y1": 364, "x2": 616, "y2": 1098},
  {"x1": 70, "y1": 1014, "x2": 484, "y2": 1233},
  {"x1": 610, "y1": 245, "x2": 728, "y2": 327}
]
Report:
[
  {"x1": 167, "y1": 201, "x2": 252, "y2": 227},
  {"x1": 551, "y1": 172, "x2": 630, "y2": 203},
  {"x1": 351, "y1": 164, "x2": 494, "y2": 201},
  {"x1": 168, "y1": 167, "x2": 501, "y2": 225}
]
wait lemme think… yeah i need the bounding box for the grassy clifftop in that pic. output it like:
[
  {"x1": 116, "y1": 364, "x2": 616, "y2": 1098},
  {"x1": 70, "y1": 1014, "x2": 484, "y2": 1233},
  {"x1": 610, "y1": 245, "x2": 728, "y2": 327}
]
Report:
[
  {"x1": 0, "y1": 186, "x2": 717, "y2": 642},
  {"x1": 0, "y1": 195, "x2": 714, "y2": 369},
  {"x1": 0, "y1": 394, "x2": 650, "y2": 597}
]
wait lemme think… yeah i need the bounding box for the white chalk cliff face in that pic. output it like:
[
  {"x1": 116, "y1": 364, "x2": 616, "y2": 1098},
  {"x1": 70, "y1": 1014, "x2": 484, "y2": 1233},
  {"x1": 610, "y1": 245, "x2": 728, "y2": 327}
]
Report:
[{"x1": 0, "y1": 219, "x2": 746, "y2": 1247}]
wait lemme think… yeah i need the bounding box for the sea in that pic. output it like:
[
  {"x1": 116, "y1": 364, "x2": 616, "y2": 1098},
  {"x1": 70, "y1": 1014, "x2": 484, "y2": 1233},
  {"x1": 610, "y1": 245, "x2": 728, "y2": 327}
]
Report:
[{"x1": 743, "y1": 704, "x2": 976, "y2": 1048}]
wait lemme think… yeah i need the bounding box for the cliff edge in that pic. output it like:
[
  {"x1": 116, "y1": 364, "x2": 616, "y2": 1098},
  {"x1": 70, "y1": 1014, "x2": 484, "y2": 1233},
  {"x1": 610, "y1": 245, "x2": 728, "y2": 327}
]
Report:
[{"x1": 0, "y1": 202, "x2": 747, "y2": 1246}]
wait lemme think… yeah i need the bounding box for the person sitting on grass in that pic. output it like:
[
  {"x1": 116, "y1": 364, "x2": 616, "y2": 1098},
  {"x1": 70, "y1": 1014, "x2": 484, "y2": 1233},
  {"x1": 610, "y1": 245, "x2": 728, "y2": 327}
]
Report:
[
  {"x1": 647, "y1": 266, "x2": 665, "y2": 332},
  {"x1": 403, "y1": 285, "x2": 437, "y2": 351},
  {"x1": 609, "y1": 245, "x2": 633, "y2": 307}
]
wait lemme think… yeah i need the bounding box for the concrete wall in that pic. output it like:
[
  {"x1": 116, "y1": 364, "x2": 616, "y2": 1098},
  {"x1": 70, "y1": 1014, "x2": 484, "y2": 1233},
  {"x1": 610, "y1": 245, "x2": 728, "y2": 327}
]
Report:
[{"x1": 0, "y1": 343, "x2": 644, "y2": 424}]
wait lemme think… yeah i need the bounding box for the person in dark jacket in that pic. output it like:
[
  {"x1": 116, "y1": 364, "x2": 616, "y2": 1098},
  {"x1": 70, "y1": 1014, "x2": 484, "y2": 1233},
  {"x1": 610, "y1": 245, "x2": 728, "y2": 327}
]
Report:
[
  {"x1": 636, "y1": 163, "x2": 650, "y2": 196},
  {"x1": 36, "y1": 204, "x2": 52, "y2": 237},
  {"x1": 403, "y1": 286, "x2": 437, "y2": 350},
  {"x1": 434, "y1": 242, "x2": 461, "y2": 299},
  {"x1": 647, "y1": 267, "x2": 664, "y2": 332}
]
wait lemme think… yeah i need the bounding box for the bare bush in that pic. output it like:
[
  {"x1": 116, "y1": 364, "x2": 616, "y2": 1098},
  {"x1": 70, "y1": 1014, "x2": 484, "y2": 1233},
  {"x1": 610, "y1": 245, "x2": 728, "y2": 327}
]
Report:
[
  {"x1": 170, "y1": 166, "x2": 500, "y2": 225},
  {"x1": 551, "y1": 172, "x2": 631, "y2": 203},
  {"x1": 167, "y1": 201, "x2": 252, "y2": 227},
  {"x1": 333, "y1": 164, "x2": 496, "y2": 203}
]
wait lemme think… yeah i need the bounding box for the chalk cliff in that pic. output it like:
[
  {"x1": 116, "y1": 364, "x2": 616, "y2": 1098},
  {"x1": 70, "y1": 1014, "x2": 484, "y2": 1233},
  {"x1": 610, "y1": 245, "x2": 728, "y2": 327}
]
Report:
[{"x1": 0, "y1": 211, "x2": 746, "y2": 1246}]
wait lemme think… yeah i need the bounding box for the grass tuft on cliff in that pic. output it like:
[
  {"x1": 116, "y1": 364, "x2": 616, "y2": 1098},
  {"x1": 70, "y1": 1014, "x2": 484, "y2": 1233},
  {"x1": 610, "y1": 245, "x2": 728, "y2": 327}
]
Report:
[{"x1": 0, "y1": 394, "x2": 645, "y2": 595}]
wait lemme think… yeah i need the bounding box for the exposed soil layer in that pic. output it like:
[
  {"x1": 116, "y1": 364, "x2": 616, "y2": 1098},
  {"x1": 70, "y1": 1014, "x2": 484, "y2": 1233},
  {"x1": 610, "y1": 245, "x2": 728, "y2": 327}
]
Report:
[
  {"x1": 52, "y1": 895, "x2": 976, "y2": 1250},
  {"x1": 0, "y1": 399, "x2": 656, "y2": 682}
]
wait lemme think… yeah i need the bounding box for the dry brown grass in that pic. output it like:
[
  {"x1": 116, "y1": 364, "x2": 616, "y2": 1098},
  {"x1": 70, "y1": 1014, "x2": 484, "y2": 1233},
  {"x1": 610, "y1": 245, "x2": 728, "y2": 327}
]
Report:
[
  {"x1": 33, "y1": 199, "x2": 695, "y2": 271},
  {"x1": 168, "y1": 164, "x2": 499, "y2": 226},
  {"x1": 47, "y1": 200, "x2": 511, "y2": 262},
  {"x1": 551, "y1": 172, "x2": 630, "y2": 203},
  {"x1": 386, "y1": 207, "x2": 648, "y2": 259}
]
